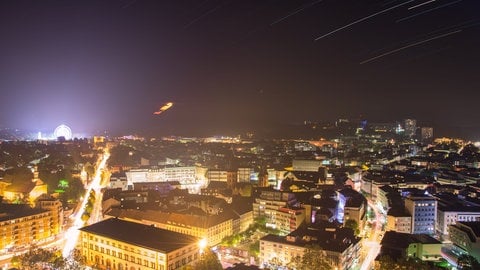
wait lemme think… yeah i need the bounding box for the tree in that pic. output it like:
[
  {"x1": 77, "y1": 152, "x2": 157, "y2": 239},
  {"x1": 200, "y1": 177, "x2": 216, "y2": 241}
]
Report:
[
  {"x1": 249, "y1": 240, "x2": 260, "y2": 258},
  {"x1": 64, "y1": 178, "x2": 85, "y2": 202},
  {"x1": 3, "y1": 167, "x2": 33, "y2": 188},
  {"x1": 376, "y1": 255, "x2": 442, "y2": 270},
  {"x1": 84, "y1": 162, "x2": 95, "y2": 181},
  {"x1": 344, "y1": 219, "x2": 360, "y2": 235},
  {"x1": 298, "y1": 244, "x2": 332, "y2": 270},
  {"x1": 457, "y1": 254, "x2": 480, "y2": 270},
  {"x1": 13, "y1": 247, "x2": 87, "y2": 270},
  {"x1": 62, "y1": 248, "x2": 87, "y2": 270},
  {"x1": 287, "y1": 255, "x2": 303, "y2": 270},
  {"x1": 193, "y1": 250, "x2": 223, "y2": 270},
  {"x1": 376, "y1": 255, "x2": 397, "y2": 270},
  {"x1": 14, "y1": 246, "x2": 60, "y2": 270},
  {"x1": 460, "y1": 143, "x2": 479, "y2": 158}
]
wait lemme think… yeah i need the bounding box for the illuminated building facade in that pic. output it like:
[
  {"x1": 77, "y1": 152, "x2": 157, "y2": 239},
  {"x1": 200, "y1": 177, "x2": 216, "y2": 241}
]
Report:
[
  {"x1": 448, "y1": 221, "x2": 480, "y2": 260},
  {"x1": 206, "y1": 170, "x2": 228, "y2": 183},
  {"x1": 435, "y1": 193, "x2": 480, "y2": 235},
  {"x1": 292, "y1": 159, "x2": 323, "y2": 172},
  {"x1": 0, "y1": 203, "x2": 60, "y2": 251},
  {"x1": 386, "y1": 209, "x2": 412, "y2": 234},
  {"x1": 253, "y1": 190, "x2": 306, "y2": 233},
  {"x1": 237, "y1": 167, "x2": 254, "y2": 183},
  {"x1": 105, "y1": 208, "x2": 234, "y2": 247},
  {"x1": 109, "y1": 172, "x2": 128, "y2": 190},
  {"x1": 404, "y1": 119, "x2": 417, "y2": 137},
  {"x1": 421, "y1": 127, "x2": 433, "y2": 141},
  {"x1": 124, "y1": 166, "x2": 207, "y2": 193},
  {"x1": 3, "y1": 166, "x2": 47, "y2": 205},
  {"x1": 259, "y1": 226, "x2": 361, "y2": 270},
  {"x1": 437, "y1": 209, "x2": 480, "y2": 235},
  {"x1": 35, "y1": 197, "x2": 64, "y2": 235},
  {"x1": 275, "y1": 207, "x2": 306, "y2": 234},
  {"x1": 80, "y1": 218, "x2": 201, "y2": 270},
  {"x1": 405, "y1": 195, "x2": 437, "y2": 234}
]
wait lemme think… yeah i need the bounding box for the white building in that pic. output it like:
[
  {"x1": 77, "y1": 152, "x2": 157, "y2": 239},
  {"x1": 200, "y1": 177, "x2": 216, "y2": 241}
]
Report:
[
  {"x1": 124, "y1": 166, "x2": 207, "y2": 193},
  {"x1": 109, "y1": 172, "x2": 128, "y2": 190},
  {"x1": 292, "y1": 159, "x2": 323, "y2": 172}
]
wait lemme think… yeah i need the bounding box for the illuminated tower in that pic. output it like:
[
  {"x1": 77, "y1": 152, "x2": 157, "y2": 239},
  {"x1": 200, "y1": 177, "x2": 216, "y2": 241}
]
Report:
[
  {"x1": 404, "y1": 119, "x2": 417, "y2": 137},
  {"x1": 421, "y1": 127, "x2": 434, "y2": 142}
]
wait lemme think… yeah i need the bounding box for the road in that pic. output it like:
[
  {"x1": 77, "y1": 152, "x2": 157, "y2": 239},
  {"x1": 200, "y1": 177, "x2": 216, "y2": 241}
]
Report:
[
  {"x1": 62, "y1": 149, "x2": 110, "y2": 257},
  {"x1": 0, "y1": 149, "x2": 110, "y2": 269},
  {"x1": 359, "y1": 199, "x2": 384, "y2": 270}
]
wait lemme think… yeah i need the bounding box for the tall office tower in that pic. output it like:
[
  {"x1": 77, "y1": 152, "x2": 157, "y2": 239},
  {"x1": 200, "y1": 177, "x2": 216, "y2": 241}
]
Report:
[
  {"x1": 404, "y1": 119, "x2": 417, "y2": 137},
  {"x1": 405, "y1": 194, "x2": 437, "y2": 234},
  {"x1": 421, "y1": 127, "x2": 434, "y2": 141}
]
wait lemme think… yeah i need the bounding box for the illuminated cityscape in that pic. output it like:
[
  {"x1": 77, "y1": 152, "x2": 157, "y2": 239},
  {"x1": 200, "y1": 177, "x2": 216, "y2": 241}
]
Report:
[{"x1": 1, "y1": 1, "x2": 480, "y2": 270}]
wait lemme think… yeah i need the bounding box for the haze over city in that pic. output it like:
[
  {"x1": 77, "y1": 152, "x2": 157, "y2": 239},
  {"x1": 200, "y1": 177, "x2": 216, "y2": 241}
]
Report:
[
  {"x1": 3, "y1": 2, "x2": 480, "y2": 269},
  {"x1": 1, "y1": 0, "x2": 479, "y2": 138}
]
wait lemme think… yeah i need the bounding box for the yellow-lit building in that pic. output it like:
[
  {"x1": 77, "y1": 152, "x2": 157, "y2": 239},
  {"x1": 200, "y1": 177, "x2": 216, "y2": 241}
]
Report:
[
  {"x1": 0, "y1": 203, "x2": 60, "y2": 251},
  {"x1": 35, "y1": 197, "x2": 64, "y2": 235},
  {"x1": 3, "y1": 166, "x2": 47, "y2": 205},
  {"x1": 79, "y1": 218, "x2": 201, "y2": 270},
  {"x1": 105, "y1": 209, "x2": 233, "y2": 247}
]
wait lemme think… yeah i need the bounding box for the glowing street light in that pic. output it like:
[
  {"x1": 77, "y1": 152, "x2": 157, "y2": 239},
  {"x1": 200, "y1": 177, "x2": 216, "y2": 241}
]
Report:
[{"x1": 198, "y1": 238, "x2": 208, "y2": 253}]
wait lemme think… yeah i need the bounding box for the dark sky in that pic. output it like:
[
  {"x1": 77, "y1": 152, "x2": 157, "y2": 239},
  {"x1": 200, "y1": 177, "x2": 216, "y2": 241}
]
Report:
[{"x1": 1, "y1": 0, "x2": 479, "y2": 138}]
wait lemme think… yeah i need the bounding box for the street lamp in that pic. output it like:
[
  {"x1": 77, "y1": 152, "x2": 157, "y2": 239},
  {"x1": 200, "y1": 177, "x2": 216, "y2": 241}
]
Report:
[{"x1": 198, "y1": 238, "x2": 207, "y2": 253}]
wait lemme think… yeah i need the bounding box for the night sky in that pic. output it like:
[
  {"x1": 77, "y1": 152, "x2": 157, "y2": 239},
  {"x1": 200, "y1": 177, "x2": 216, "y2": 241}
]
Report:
[{"x1": 1, "y1": 0, "x2": 479, "y2": 138}]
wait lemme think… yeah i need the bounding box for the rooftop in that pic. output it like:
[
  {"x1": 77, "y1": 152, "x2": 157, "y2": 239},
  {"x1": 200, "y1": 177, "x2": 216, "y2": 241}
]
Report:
[
  {"x1": 0, "y1": 203, "x2": 48, "y2": 222},
  {"x1": 261, "y1": 225, "x2": 360, "y2": 253},
  {"x1": 458, "y1": 221, "x2": 480, "y2": 238},
  {"x1": 381, "y1": 231, "x2": 441, "y2": 249},
  {"x1": 79, "y1": 218, "x2": 199, "y2": 253}
]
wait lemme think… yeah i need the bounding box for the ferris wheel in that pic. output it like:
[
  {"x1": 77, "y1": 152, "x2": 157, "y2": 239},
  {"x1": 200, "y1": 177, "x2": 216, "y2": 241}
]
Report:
[{"x1": 54, "y1": 124, "x2": 73, "y2": 140}]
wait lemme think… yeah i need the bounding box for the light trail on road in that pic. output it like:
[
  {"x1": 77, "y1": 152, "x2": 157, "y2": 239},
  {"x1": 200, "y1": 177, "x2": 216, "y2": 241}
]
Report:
[
  {"x1": 62, "y1": 150, "x2": 110, "y2": 258},
  {"x1": 360, "y1": 199, "x2": 383, "y2": 270}
]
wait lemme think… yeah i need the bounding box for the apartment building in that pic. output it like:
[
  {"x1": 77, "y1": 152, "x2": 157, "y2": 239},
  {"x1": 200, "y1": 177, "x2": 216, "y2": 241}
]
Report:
[{"x1": 0, "y1": 203, "x2": 60, "y2": 251}]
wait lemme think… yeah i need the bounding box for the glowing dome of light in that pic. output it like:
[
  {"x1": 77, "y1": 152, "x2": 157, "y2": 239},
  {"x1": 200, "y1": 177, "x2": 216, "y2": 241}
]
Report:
[{"x1": 54, "y1": 124, "x2": 72, "y2": 140}]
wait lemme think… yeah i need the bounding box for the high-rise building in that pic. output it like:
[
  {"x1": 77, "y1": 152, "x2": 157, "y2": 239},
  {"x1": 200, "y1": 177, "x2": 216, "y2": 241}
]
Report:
[
  {"x1": 405, "y1": 194, "x2": 437, "y2": 234},
  {"x1": 404, "y1": 119, "x2": 417, "y2": 137},
  {"x1": 421, "y1": 127, "x2": 434, "y2": 141}
]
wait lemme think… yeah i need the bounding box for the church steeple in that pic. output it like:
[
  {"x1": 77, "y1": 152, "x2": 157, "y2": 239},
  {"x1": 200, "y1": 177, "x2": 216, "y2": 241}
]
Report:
[
  {"x1": 32, "y1": 165, "x2": 44, "y2": 186},
  {"x1": 32, "y1": 165, "x2": 39, "y2": 182}
]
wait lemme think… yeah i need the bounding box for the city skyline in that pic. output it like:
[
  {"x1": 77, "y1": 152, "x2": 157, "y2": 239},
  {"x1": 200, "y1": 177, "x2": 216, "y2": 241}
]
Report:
[{"x1": 1, "y1": 1, "x2": 479, "y2": 138}]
